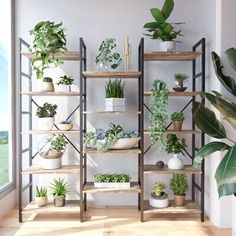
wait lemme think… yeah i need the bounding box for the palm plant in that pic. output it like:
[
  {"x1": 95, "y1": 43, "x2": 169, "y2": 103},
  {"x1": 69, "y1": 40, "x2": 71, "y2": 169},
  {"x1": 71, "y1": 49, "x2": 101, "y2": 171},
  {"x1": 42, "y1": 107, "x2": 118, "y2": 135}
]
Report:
[{"x1": 192, "y1": 47, "x2": 236, "y2": 197}]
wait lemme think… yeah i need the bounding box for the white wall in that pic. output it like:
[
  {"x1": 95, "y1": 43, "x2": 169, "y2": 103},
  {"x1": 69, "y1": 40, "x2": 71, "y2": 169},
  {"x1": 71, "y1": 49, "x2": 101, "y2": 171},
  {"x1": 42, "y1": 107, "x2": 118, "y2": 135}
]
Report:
[{"x1": 0, "y1": 190, "x2": 16, "y2": 219}]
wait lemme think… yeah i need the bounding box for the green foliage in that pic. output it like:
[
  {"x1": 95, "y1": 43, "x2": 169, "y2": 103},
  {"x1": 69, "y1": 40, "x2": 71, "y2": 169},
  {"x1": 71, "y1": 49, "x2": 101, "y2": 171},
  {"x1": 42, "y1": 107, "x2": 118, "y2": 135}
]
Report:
[
  {"x1": 36, "y1": 186, "x2": 47, "y2": 197},
  {"x1": 192, "y1": 48, "x2": 236, "y2": 197},
  {"x1": 165, "y1": 134, "x2": 186, "y2": 154},
  {"x1": 105, "y1": 79, "x2": 125, "y2": 98},
  {"x1": 174, "y1": 73, "x2": 188, "y2": 88},
  {"x1": 50, "y1": 135, "x2": 68, "y2": 153},
  {"x1": 36, "y1": 103, "x2": 57, "y2": 118},
  {"x1": 95, "y1": 38, "x2": 122, "y2": 69},
  {"x1": 143, "y1": 0, "x2": 183, "y2": 41},
  {"x1": 170, "y1": 174, "x2": 188, "y2": 195},
  {"x1": 50, "y1": 178, "x2": 69, "y2": 197},
  {"x1": 29, "y1": 21, "x2": 67, "y2": 79},
  {"x1": 149, "y1": 80, "x2": 169, "y2": 147},
  {"x1": 152, "y1": 182, "x2": 166, "y2": 197},
  {"x1": 94, "y1": 173, "x2": 130, "y2": 183},
  {"x1": 171, "y1": 112, "x2": 185, "y2": 121},
  {"x1": 43, "y1": 77, "x2": 53, "y2": 82},
  {"x1": 0, "y1": 136, "x2": 8, "y2": 144},
  {"x1": 57, "y1": 75, "x2": 74, "y2": 85}
]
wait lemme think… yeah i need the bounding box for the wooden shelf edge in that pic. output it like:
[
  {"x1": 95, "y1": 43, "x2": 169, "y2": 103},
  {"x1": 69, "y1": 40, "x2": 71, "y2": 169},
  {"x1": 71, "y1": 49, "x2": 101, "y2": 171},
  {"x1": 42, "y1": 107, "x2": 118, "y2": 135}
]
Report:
[
  {"x1": 83, "y1": 71, "x2": 141, "y2": 78},
  {"x1": 21, "y1": 130, "x2": 80, "y2": 135},
  {"x1": 84, "y1": 148, "x2": 141, "y2": 154},
  {"x1": 21, "y1": 91, "x2": 80, "y2": 96},
  {"x1": 144, "y1": 130, "x2": 202, "y2": 135},
  {"x1": 144, "y1": 91, "x2": 201, "y2": 97},
  {"x1": 83, "y1": 111, "x2": 141, "y2": 115},
  {"x1": 144, "y1": 165, "x2": 201, "y2": 174}
]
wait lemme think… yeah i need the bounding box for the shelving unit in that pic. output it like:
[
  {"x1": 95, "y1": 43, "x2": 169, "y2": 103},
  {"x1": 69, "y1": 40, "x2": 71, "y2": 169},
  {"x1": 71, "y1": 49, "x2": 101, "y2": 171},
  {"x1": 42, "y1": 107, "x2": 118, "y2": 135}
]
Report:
[
  {"x1": 18, "y1": 38, "x2": 81, "y2": 222},
  {"x1": 141, "y1": 38, "x2": 205, "y2": 222}
]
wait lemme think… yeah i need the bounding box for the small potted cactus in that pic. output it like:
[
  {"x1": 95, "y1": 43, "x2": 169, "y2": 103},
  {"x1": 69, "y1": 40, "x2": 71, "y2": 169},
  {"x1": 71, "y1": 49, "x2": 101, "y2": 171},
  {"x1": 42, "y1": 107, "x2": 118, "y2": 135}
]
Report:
[
  {"x1": 171, "y1": 112, "x2": 185, "y2": 131},
  {"x1": 35, "y1": 186, "x2": 48, "y2": 207},
  {"x1": 41, "y1": 77, "x2": 54, "y2": 92}
]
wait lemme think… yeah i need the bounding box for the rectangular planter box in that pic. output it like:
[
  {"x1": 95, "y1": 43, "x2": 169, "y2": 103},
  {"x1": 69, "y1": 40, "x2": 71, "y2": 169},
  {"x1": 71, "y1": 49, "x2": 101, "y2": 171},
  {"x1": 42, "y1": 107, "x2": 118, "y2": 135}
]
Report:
[
  {"x1": 105, "y1": 98, "x2": 125, "y2": 111},
  {"x1": 94, "y1": 182, "x2": 130, "y2": 188}
]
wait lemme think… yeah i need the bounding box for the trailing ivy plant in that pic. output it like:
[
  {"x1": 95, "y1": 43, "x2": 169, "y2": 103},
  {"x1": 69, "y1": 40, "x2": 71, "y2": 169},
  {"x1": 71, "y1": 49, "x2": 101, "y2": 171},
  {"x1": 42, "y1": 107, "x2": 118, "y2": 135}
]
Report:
[
  {"x1": 149, "y1": 80, "x2": 169, "y2": 147},
  {"x1": 29, "y1": 21, "x2": 67, "y2": 79}
]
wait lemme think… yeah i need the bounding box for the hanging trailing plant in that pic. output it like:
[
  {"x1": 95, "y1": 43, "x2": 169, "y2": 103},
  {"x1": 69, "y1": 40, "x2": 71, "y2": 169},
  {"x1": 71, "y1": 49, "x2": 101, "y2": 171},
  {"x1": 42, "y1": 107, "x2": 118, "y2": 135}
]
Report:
[{"x1": 149, "y1": 80, "x2": 169, "y2": 147}]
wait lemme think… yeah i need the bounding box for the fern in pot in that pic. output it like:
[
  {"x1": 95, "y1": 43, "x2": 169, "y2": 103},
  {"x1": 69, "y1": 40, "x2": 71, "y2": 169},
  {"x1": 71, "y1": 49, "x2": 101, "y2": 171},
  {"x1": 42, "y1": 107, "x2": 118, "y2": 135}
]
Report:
[
  {"x1": 105, "y1": 79, "x2": 125, "y2": 111},
  {"x1": 57, "y1": 75, "x2": 74, "y2": 92}
]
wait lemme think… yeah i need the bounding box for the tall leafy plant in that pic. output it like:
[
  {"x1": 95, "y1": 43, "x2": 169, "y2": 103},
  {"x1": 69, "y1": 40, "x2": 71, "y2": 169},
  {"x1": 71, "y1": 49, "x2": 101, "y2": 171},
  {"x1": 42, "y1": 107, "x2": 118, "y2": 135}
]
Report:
[{"x1": 192, "y1": 48, "x2": 236, "y2": 197}]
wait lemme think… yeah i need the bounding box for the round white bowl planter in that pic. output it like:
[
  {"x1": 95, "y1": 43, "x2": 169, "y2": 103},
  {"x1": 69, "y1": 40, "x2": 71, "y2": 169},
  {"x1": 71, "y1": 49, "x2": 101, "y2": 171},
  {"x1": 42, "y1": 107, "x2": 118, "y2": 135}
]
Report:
[
  {"x1": 56, "y1": 84, "x2": 71, "y2": 92},
  {"x1": 41, "y1": 81, "x2": 54, "y2": 92},
  {"x1": 168, "y1": 154, "x2": 184, "y2": 170},
  {"x1": 105, "y1": 98, "x2": 125, "y2": 111},
  {"x1": 35, "y1": 196, "x2": 48, "y2": 207},
  {"x1": 110, "y1": 137, "x2": 141, "y2": 149},
  {"x1": 40, "y1": 156, "x2": 62, "y2": 169},
  {"x1": 38, "y1": 117, "x2": 55, "y2": 131},
  {"x1": 149, "y1": 194, "x2": 169, "y2": 208},
  {"x1": 57, "y1": 123, "x2": 73, "y2": 131},
  {"x1": 160, "y1": 41, "x2": 176, "y2": 52}
]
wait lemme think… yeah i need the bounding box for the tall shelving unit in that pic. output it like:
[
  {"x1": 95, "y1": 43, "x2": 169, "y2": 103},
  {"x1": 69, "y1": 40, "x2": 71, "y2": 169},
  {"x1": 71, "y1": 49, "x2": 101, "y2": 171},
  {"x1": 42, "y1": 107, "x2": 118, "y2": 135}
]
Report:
[
  {"x1": 18, "y1": 38, "x2": 81, "y2": 222},
  {"x1": 140, "y1": 38, "x2": 205, "y2": 222},
  {"x1": 79, "y1": 38, "x2": 144, "y2": 222}
]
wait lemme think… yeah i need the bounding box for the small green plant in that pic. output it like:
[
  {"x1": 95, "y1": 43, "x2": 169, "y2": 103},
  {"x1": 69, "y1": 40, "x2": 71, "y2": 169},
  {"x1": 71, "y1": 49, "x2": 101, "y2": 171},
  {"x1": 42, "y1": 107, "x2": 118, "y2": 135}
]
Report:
[
  {"x1": 29, "y1": 21, "x2": 67, "y2": 79},
  {"x1": 105, "y1": 79, "x2": 125, "y2": 98},
  {"x1": 50, "y1": 178, "x2": 69, "y2": 197},
  {"x1": 152, "y1": 182, "x2": 166, "y2": 197},
  {"x1": 36, "y1": 186, "x2": 47, "y2": 197},
  {"x1": 94, "y1": 173, "x2": 130, "y2": 183},
  {"x1": 95, "y1": 38, "x2": 122, "y2": 69},
  {"x1": 50, "y1": 135, "x2": 68, "y2": 153},
  {"x1": 57, "y1": 75, "x2": 74, "y2": 85},
  {"x1": 174, "y1": 73, "x2": 188, "y2": 88},
  {"x1": 170, "y1": 174, "x2": 188, "y2": 195},
  {"x1": 165, "y1": 134, "x2": 186, "y2": 154},
  {"x1": 171, "y1": 112, "x2": 185, "y2": 121},
  {"x1": 143, "y1": 0, "x2": 183, "y2": 41},
  {"x1": 36, "y1": 103, "x2": 57, "y2": 118},
  {"x1": 149, "y1": 80, "x2": 169, "y2": 147},
  {"x1": 43, "y1": 77, "x2": 53, "y2": 82}
]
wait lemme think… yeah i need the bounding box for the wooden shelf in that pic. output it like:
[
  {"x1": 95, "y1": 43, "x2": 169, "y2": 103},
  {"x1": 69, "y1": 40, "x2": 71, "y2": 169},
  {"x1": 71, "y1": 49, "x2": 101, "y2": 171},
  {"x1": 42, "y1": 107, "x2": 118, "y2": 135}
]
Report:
[
  {"x1": 21, "y1": 130, "x2": 80, "y2": 135},
  {"x1": 85, "y1": 148, "x2": 141, "y2": 154},
  {"x1": 83, "y1": 111, "x2": 141, "y2": 115},
  {"x1": 144, "y1": 91, "x2": 200, "y2": 97},
  {"x1": 144, "y1": 130, "x2": 202, "y2": 135},
  {"x1": 83, "y1": 182, "x2": 141, "y2": 193},
  {"x1": 22, "y1": 200, "x2": 80, "y2": 214},
  {"x1": 22, "y1": 165, "x2": 80, "y2": 174},
  {"x1": 144, "y1": 51, "x2": 202, "y2": 61},
  {"x1": 144, "y1": 165, "x2": 201, "y2": 174},
  {"x1": 21, "y1": 51, "x2": 80, "y2": 61},
  {"x1": 144, "y1": 200, "x2": 201, "y2": 214},
  {"x1": 21, "y1": 91, "x2": 80, "y2": 96},
  {"x1": 83, "y1": 71, "x2": 141, "y2": 78}
]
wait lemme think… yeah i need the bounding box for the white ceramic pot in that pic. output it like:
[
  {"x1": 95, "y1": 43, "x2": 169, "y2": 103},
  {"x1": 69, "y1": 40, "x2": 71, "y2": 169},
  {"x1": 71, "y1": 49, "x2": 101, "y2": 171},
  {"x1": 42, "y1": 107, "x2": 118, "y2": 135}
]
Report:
[
  {"x1": 57, "y1": 123, "x2": 73, "y2": 131},
  {"x1": 57, "y1": 84, "x2": 71, "y2": 92},
  {"x1": 168, "y1": 154, "x2": 184, "y2": 170},
  {"x1": 40, "y1": 156, "x2": 62, "y2": 169},
  {"x1": 105, "y1": 98, "x2": 125, "y2": 111},
  {"x1": 149, "y1": 194, "x2": 169, "y2": 208},
  {"x1": 233, "y1": 194, "x2": 236, "y2": 236},
  {"x1": 35, "y1": 196, "x2": 48, "y2": 207},
  {"x1": 41, "y1": 82, "x2": 54, "y2": 92},
  {"x1": 94, "y1": 182, "x2": 130, "y2": 188},
  {"x1": 38, "y1": 117, "x2": 55, "y2": 130},
  {"x1": 160, "y1": 41, "x2": 176, "y2": 52},
  {"x1": 110, "y1": 137, "x2": 141, "y2": 149}
]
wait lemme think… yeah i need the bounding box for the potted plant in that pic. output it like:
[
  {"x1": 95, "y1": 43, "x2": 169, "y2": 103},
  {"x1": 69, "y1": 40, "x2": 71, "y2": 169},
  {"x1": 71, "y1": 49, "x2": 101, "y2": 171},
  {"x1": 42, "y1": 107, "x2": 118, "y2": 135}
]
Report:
[
  {"x1": 36, "y1": 103, "x2": 57, "y2": 130},
  {"x1": 57, "y1": 120, "x2": 73, "y2": 131},
  {"x1": 56, "y1": 75, "x2": 74, "y2": 92},
  {"x1": 143, "y1": 0, "x2": 183, "y2": 51},
  {"x1": 38, "y1": 134, "x2": 68, "y2": 169},
  {"x1": 29, "y1": 21, "x2": 67, "y2": 79},
  {"x1": 41, "y1": 77, "x2": 54, "y2": 92},
  {"x1": 35, "y1": 186, "x2": 48, "y2": 207},
  {"x1": 95, "y1": 38, "x2": 122, "y2": 70},
  {"x1": 105, "y1": 79, "x2": 125, "y2": 111},
  {"x1": 192, "y1": 48, "x2": 236, "y2": 235},
  {"x1": 84, "y1": 123, "x2": 140, "y2": 152},
  {"x1": 149, "y1": 80, "x2": 169, "y2": 147},
  {"x1": 173, "y1": 73, "x2": 188, "y2": 92},
  {"x1": 149, "y1": 182, "x2": 169, "y2": 208},
  {"x1": 165, "y1": 134, "x2": 187, "y2": 170},
  {"x1": 94, "y1": 173, "x2": 130, "y2": 188},
  {"x1": 171, "y1": 112, "x2": 185, "y2": 131},
  {"x1": 50, "y1": 178, "x2": 69, "y2": 207},
  {"x1": 170, "y1": 174, "x2": 188, "y2": 206}
]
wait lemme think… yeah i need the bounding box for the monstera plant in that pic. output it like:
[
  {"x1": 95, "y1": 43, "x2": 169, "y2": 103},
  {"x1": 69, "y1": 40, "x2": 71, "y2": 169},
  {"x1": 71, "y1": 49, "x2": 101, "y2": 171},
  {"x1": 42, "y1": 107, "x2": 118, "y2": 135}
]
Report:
[{"x1": 192, "y1": 48, "x2": 236, "y2": 198}]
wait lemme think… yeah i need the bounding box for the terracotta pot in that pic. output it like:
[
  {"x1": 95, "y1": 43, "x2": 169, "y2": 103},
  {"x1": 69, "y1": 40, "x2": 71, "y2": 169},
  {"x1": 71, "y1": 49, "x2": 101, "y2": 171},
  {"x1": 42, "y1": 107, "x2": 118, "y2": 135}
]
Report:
[
  {"x1": 173, "y1": 120, "x2": 183, "y2": 131},
  {"x1": 174, "y1": 194, "x2": 186, "y2": 206},
  {"x1": 54, "y1": 196, "x2": 65, "y2": 207}
]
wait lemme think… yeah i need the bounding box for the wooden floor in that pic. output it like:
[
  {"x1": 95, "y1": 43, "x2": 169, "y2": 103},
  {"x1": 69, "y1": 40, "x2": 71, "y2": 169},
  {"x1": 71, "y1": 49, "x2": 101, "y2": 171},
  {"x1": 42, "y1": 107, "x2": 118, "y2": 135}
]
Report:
[{"x1": 0, "y1": 207, "x2": 231, "y2": 236}]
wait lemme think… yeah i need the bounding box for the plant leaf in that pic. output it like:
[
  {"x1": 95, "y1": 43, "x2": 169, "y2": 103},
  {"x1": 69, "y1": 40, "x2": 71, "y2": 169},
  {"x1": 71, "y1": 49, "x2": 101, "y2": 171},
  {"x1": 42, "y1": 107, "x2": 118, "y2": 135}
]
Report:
[
  {"x1": 193, "y1": 141, "x2": 230, "y2": 167},
  {"x1": 150, "y1": 8, "x2": 165, "y2": 24},
  {"x1": 143, "y1": 22, "x2": 160, "y2": 29},
  {"x1": 215, "y1": 145, "x2": 236, "y2": 197},
  {"x1": 161, "y1": 0, "x2": 174, "y2": 20},
  {"x1": 225, "y1": 48, "x2": 236, "y2": 74},
  {"x1": 192, "y1": 102, "x2": 226, "y2": 139}
]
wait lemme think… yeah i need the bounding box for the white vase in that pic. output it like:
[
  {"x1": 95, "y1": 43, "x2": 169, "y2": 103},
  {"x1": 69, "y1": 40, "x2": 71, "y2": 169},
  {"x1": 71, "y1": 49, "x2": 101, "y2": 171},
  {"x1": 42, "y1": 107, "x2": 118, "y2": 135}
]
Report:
[
  {"x1": 168, "y1": 154, "x2": 184, "y2": 170},
  {"x1": 105, "y1": 98, "x2": 125, "y2": 111},
  {"x1": 41, "y1": 82, "x2": 54, "y2": 92},
  {"x1": 149, "y1": 194, "x2": 169, "y2": 208},
  {"x1": 160, "y1": 41, "x2": 176, "y2": 52},
  {"x1": 56, "y1": 84, "x2": 71, "y2": 92},
  {"x1": 40, "y1": 156, "x2": 62, "y2": 169},
  {"x1": 233, "y1": 194, "x2": 236, "y2": 236},
  {"x1": 38, "y1": 117, "x2": 55, "y2": 130}
]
